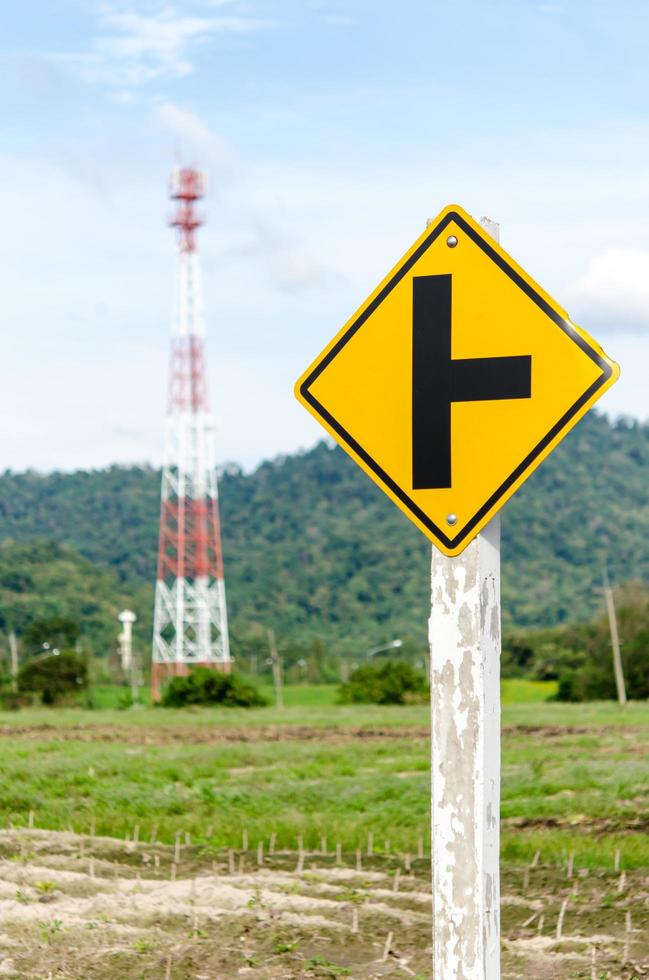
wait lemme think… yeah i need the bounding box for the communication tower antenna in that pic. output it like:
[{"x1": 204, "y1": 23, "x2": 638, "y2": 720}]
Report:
[{"x1": 151, "y1": 167, "x2": 231, "y2": 700}]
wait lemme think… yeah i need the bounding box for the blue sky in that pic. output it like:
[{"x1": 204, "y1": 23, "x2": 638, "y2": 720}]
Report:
[{"x1": 1, "y1": 0, "x2": 648, "y2": 471}]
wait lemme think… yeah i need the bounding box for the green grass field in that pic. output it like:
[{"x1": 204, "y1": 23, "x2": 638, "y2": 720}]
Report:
[
  {"x1": 90, "y1": 677, "x2": 558, "y2": 711},
  {"x1": 0, "y1": 682, "x2": 646, "y2": 874}
]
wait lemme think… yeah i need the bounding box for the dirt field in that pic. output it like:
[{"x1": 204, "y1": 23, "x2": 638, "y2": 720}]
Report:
[
  {"x1": 0, "y1": 723, "x2": 431, "y2": 745},
  {"x1": 0, "y1": 828, "x2": 645, "y2": 979},
  {"x1": 0, "y1": 701, "x2": 646, "y2": 977}
]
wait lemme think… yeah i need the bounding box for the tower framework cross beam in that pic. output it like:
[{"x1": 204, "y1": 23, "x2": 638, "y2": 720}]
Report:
[{"x1": 151, "y1": 167, "x2": 231, "y2": 701}]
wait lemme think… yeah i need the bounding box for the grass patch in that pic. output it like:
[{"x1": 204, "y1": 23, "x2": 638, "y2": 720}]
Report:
[
  {"x1": 0, "y1": 695, "x2": 646, "y2": 868},
  {"x1": 501, "y1": 678, "x2": 557, "y2": 703},
  {"x1": 86, "y1": 677, "x2": 555, "y2": 716}
]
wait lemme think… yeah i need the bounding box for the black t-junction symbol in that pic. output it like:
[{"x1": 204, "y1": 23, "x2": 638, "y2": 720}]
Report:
[{"x1": 412, "y1": 274, "x2": 532, "y2": 490}]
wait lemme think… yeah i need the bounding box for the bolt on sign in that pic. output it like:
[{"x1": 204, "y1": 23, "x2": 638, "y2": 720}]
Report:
[{"x1": 295, "y1": 205, "x2": 619, "y2": 555}]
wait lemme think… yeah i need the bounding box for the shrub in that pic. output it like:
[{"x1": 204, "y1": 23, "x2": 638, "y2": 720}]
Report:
[
  {"x1": 338, "y1": 660, "x2": 428, "y2": 705},
  {"x1": 554, "y1": 669, "x2": 579, "y2": 702},
  {"x1": 0, "y1": 691, "x2": 29, "y2": 710},
  {"x1": 161, "y1": 667, "x2": 268, "y2": 708},
  {"x1": 18, "y1": 651, "x2": 87, "y2": 705},
  {"x1": 22, "y1": 617, "x2": 80, "y2": 657}
]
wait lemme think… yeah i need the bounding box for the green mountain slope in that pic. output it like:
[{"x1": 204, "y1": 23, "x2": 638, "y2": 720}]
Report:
[
  {"x1": 0, "y1": 539, "x2": 130, "y2": 652},
  {"x1": 0, "y1": 412, "x2": 646, "y2": 652}
]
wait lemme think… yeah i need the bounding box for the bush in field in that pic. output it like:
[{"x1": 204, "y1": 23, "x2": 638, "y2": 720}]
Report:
[
  {"x1": 338, "y1": 660, "x2": 428, "y2": 705},
  {"x1": 23, "y1": 616, "x2": 80, "y2": 656},
  {"x1": 18, "y1": 651, "x2": 87, "y2": 705},
  {"x1": 161, "y1": 667, "x2": 268, "y2": 708}
]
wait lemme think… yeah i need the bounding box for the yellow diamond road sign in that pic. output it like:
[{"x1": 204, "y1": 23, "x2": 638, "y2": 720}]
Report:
[{"x1": 295, "y1": 204, "x2": 620, "y2": 557}]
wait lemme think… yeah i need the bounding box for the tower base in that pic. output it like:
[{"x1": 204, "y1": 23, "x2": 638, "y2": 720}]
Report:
[{"x1": 151, "y1": 660, "x2": 232, "y2": 703}]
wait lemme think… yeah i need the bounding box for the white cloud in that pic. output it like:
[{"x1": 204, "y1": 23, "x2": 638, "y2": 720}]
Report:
[
  {"x1": 57, "y1": 5, "x2": 270, "y2": 90},
  {"x1": 566, "y1": 249, "x2": 649, "y2": 333},
  {"x1": 271, "y1": 252, "x2": 333, "y2": 291},
  {"x1": 150, "y1": 97, "x2": 349, "y2": 293},
  {"x1": 153, "y1": 101, "x2": 236, "y2": 171},
  {"x1": 215, "y1": 216, "x2": 347, "y2": 293},
  {"x1": 0, "y1": 142, "x2": 350, "y2": 473},
  {"x1": 0, "y1": 55, "x2": 81, "y2": 100},
  {"x1": 155, "y1": 101, "x2": 216, "y2": 145}
]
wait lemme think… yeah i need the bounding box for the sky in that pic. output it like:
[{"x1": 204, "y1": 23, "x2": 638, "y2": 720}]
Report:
[{"x1": 1, "y1": 0, "x2": 648, "y2": 473}]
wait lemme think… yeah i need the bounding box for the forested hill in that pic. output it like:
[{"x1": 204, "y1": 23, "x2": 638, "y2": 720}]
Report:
[{"x1": 0, "y1": 411, "x2": 647, "y2": 652}]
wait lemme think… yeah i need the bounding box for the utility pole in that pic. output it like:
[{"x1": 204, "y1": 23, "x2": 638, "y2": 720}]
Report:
[
  {"x1": 267, "y1": 629, "x2": 283, "y2": 709},
  {"x1": 8, "y1": 630, "x2": 18, "y2": 692},
  {"x1": 428, "y1": 216, "x2": 502, "y2": 979},
  {"x1": 603, "y1": 565, "x2": 626, "y2": 706}
]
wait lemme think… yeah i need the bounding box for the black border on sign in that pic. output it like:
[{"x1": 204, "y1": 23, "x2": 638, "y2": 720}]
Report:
[{"x1": 299, "y1": 211, "x2": 613, "y2": 550}]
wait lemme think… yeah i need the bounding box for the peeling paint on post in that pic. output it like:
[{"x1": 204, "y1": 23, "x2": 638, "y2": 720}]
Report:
[
  {"x1": 430, "y1": 516, "x2": 501, "y2": 977},
  {"x1": 429, "y1": 216, "x2": 502, "y2": 980}
]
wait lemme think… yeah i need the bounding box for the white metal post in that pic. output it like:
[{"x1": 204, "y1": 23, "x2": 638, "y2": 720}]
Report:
[{"x1": 429, "y1": 216, "x2": 502, "y2": 979}]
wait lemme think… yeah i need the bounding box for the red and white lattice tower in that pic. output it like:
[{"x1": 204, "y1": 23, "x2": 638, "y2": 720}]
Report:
[{"x1": 151, "y1": 167, "x2": 231, "y2": 700}]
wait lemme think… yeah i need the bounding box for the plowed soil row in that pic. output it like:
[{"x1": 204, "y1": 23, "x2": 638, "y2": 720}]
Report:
[
  {"x1": 0, "y1": 722, "x2": 640, "y2": 745},
  {"x1": 0, "y1": 829, "x2": 646, "y2": 979}
]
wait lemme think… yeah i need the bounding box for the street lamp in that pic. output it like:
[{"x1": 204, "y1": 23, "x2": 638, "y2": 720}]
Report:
[
  {"x1": 117, "y1": 610, "x2": 139, "y2": 705},
  {"x1": 340, "y1": 639, "x2": 403, "y2": 681},
  {"x1": 117, "y1": 611, "x2": 136, "y2": 672},
  {"x1": 366, "y1": 639, "x2": 403, "y2": 658},
  {"x1": 33, "y1": 644, "x2": 61, "y2": 663}
]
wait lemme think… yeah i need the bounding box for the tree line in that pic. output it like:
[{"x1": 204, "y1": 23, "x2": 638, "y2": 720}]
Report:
[{"x1": 0, "y1": 411, "x2": 646, "y2": 699}]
